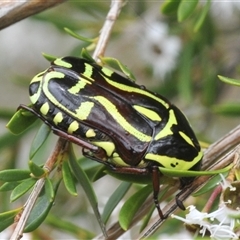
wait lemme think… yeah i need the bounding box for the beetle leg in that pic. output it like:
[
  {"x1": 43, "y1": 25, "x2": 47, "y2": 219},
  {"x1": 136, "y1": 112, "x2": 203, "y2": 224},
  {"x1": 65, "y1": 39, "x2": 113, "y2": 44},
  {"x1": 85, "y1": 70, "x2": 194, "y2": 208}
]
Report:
[
  {"x1": 18, "y1": 104, "x2": 32, "y2": 112},
  {"x1": 151, "y1": 166, "x2": 165, "y2": 219},
  {"x1": 18, "y1": 104, "x2": 103, "y2": 153},
  {"x1": 175, "y1": 185, "x2": 187, "y2": 211},
  {"x1": 83, "y1": 150, "x2": 166, "y2": 219},
  {"x1": 82, "y1": 148, "x2": 109, "y2": 165},
  {"x1": 83, "y1": 150, "x2": 151, "y2": 174},
  {"x1": 51, "y1": 127, "x2": 100, "y2": 152},
  {"x1": 175, "y1": 195, "x2": 186, "y2": 210},
  {"x1": 174, "y1": 176, "x2": 196, "y2": 211}
]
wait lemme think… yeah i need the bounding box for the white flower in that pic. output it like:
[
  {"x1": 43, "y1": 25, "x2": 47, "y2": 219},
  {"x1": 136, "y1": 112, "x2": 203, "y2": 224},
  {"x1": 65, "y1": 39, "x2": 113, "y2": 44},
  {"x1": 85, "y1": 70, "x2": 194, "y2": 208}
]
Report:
[
  {"x1": 206, "y1": 0, "x2": 240, "y2": 29},
  {"x1": 219, "y1": 173, "x2": 235, "y2": 191},
  {"x1": 172, "y1": 205, "x2": 239, "y2": 240},
  {"x1": 210, "y1": 0, "x2": 240, "y2": 20},
  {"x1": 138, "y1": 22, "x2": 181, "y2": 80}
]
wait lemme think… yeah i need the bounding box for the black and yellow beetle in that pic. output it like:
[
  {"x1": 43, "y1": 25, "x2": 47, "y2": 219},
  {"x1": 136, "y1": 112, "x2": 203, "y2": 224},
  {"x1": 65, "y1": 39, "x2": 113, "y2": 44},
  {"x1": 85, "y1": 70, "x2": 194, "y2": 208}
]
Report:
[{"x1": 19, "y1": 56, "x2": 203, "y2": 218}]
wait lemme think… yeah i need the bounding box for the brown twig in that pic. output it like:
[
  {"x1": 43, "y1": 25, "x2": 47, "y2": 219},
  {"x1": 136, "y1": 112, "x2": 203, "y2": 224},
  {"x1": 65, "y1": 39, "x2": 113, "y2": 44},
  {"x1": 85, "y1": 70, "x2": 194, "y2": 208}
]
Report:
[
  {"x1": 0, "y1": 0, "x2": 67, "y2": 30},
  {"x1": 10, "y1": 138, "x2": 68, "y2": 240},
  {"x1": 92, "y1": 0, "x2": 123, "y2": 62}
]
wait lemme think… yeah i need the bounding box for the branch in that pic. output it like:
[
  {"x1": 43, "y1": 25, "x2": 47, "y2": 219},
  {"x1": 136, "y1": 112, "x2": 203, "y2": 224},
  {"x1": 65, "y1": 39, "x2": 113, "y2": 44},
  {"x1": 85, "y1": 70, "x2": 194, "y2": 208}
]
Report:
[
  {"x1": 92, "y1": 0, "x2": 123, "y2": 61},
  {"x1": 0, "y1": 0, "x2": 67, "y2": 30},
  {"x1": 10, "y1": 138, "x2": 68, "y2": 240}
]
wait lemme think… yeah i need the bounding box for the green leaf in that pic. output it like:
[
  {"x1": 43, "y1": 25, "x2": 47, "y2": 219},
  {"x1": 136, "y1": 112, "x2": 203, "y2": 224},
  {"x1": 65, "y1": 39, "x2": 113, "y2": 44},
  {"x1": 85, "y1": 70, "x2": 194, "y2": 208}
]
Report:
[
  {"x1": 0, "y1": 132, "x2": 21, "y2": 152},
  {"x1": 0, "y1": 181, "x2": 20, "y2": 192},
  {"x1": 212, "y1": 103, "x2": 240, "y2": 117},
  {"x1": 218, "y1": 75, "x2": 240, "y2": 87},
  {"x1": 140, "y1": 186, "x2": 169, "y2": 232},
  {"x1": 80, "y1": 48, "x2": 95, "y2": 62},
  {"x1": 0, "y1": 208, "x2": 22, "y2": 221},
  {"x1": 159, "y1": 165, "x2": 231, "y2": 177},
  {"x1": 161, "y1": 0, "x2": 180, "y2": 15},
  {"x1": 201, "y1": 61, "x2": 218, "y2": 106},
  {"x1": 82, "y1": 160, "x2": 104, "y2": 182},
  {"x1": 68, "y1": 145, "x2": 106, "y2": 236},
  {"x1": 24, "y1": 196, "x2": 53, "y2": 232},
  {"x1": 178, "y1": 43, "x2": 194, "y2": 102},
  {"x1": 24, "y1": 178, "x2": 61, "y2": 232},
  {"x1": 6, "y1": 108, "x2": 38, "y2": 135},
  {"x1": 29, "y1": 123, "x2": 51, "y2": 159},
  {"x1": 0, "y1": 169, "x2": 31, "y2": 182},
  {"x1": 101, "y1": 57, "x2": 136, "y2": 81},
  {"x1": 91, "y1": 165, "x2": 108, "y2": 182},
  {"x1": 10, "y1": 178, "x2": 36, "y2": 202},
  {"x1": 104, "y1": 169, "x2": 152, "y2": 185},
  {"x1": 64, "y1": 28, "x2": 96, "y2": 43},
  {"x1": 28, "y1": 161, "x2": 46, "y2": 177},
  {"x1": 0, "y1": 218, "x2": 15, "y2": 232},
  {"x1": 0, "y1": 208, "x2": 22, "y2": 232},
  {"x1": 78, "y1": 156, "x2": 101, "y2": 172},
  {"x1": 194, "y1": 0, "x2": 211, "y2": 32},
  {"x1": 42, "y1": 53, "x2": 58, "y2": 62},
  {"x1": 68, "y1": 146, "x2": 97, "y2": 204},
  {"x1": 102, "y1": 182, "x2": 131, "y2": 223},
  {"x1": 193, "y1": 173, "x2": 228, "y2": 196},
  {"x1": 140, "y1": 206, "x2": 155, "y2": 232},
  {"x1": 0, "y1": 217, "x2": 15, "y2": 232},
  {"x1": 44, "y1": 178, "x2": 55, "y2": 202},
  {"x1": 62, "y1": 159, "x2": 77, "y2": 196},
  {"x1": 46, "y1": 214, "x2": 95, "y2": 239},
  {"x1": 119, "y1": 185, "x2": 152, "y2": 230},
  {"x1": 178, "y1": 0, "x2": 199, "y2": 22}
]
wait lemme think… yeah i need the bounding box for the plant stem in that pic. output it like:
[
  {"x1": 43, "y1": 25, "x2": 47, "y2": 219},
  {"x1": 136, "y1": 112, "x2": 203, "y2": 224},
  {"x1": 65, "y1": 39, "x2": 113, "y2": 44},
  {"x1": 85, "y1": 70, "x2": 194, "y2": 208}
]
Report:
[
  {"x1": 92, "y1": 0, "x2": 123, "y2": 61},
  {"x1": 10, "y1": 138, "x2": 67, "y2": 240},
  {"x1": 0, "y1": 0, "x2": 67, "y2": 30}
]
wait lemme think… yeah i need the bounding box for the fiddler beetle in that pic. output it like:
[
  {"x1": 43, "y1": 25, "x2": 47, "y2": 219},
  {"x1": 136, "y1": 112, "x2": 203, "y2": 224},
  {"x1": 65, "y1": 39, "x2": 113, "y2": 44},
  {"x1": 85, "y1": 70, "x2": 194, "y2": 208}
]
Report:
[{"x1": 19, "y1": 56, "x2": 203, "y2": 219}]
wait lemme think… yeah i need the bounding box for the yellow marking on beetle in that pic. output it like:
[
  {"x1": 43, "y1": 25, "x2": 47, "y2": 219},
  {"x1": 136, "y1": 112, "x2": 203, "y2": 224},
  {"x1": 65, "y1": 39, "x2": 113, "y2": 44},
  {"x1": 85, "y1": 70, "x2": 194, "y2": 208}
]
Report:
[
  {"x1": 40, "y1": 102, "x2": 50, "y2": 115},
  {"x1": 83, "y1": 63, "x2": 94, "y2": 79},
  {"x1": 112, "y1": 153, "x2": 129, "y2": 167},
  {"x1": 103, "y1": 76, "x2": 169, "y2": 109},
  {"x1": 75, "y1": 102, "x2": 94, "y2": 120},
  {"x1": 30, "y1": 71, "x2": 46, "y2": 83},
  {"x1": 54, "y1": 58, "x2": 72, "y2": 68},
  {"x1": 101, "y1": 67, "x2": 113, "y2": 77},
  {"x1": 86, "y1": 129, "x2": 96, "y2": 138},
  {"x1": 179, "y1": 131, "x2": 195, "y2": 147},
  {"x1": 53, "y1": 112, "x2": 63, "y2": 125},
  {"x1": 111, "y1": 154, "x2": 147, "y2": 167},
  {"x1": 91, "y1": 141, "x2": 115, "y2": 157},
  {"x1": 133, "y1": 105, "x2": 161, "y2": 121},
  {"x1": 91, "y1": 96, "x2": 152, "y2": 142},
  {"x1": 42, "y1": 71, "x2": 65, "y2": 103},
  {"x1": 154, "y1": 109, "x2": 177, "y2": 140},
  {"x1": 44, "y1": 71, "x2": 65, "y2": 84},
  {"x1": 145, "y1": 151, "x2": 203, "y2": 171},
  {"x1": 68, "y1": 120, "x2": 79, "y2": 134},
  {"x1": 68, "y1": 77, "x2": 92, "y2": 95},
  {"x1": 41, "y1": 71, "x2": 94, "y2": 123},
  {"x1": 29, "y1": 71, "x2": 47, "y2": 104},
  {"x1": 30, "y1": 92, "x2": 40, "y2": 105},
  {"x1": 40, "y1": 71, "x2": 66, "y2": 111}
]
